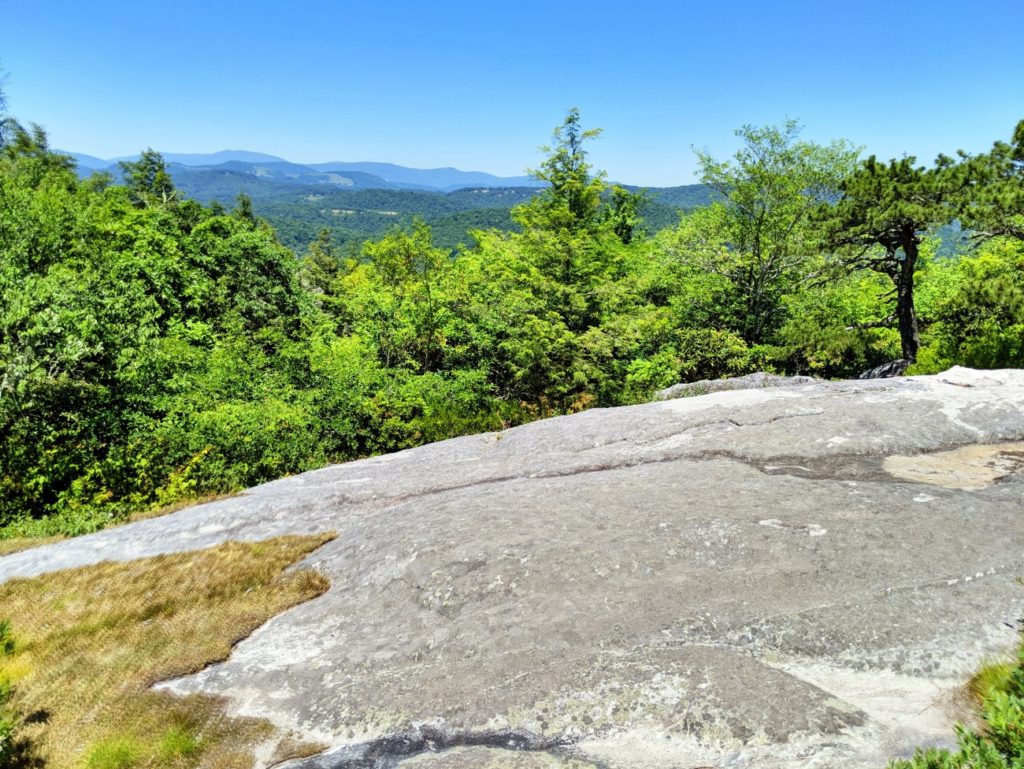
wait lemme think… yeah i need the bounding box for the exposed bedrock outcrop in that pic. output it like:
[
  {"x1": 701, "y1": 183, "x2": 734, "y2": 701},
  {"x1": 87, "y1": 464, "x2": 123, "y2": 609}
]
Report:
[{"x1": 3, "y1": 367, "x2": 1024, "y2": 768}]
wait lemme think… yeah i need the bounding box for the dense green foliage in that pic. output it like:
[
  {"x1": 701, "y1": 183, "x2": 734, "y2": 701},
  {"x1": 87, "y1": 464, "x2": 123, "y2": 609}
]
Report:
[
  {"x1": 1, "y1": 105, "x2": 1022, "y2": 538},
  {"x1": 889, "y1": 633, "x2": 1024, "y2": 769},
  {"x1": 956, "y1": 120, "x2": 1024, "y2": 242},
  {"x1": 693, "y1": 120, "x2": 858, "y2": 344},
  {"x1": 818, "y1": 154, "x2": 962, "y2": 362}
]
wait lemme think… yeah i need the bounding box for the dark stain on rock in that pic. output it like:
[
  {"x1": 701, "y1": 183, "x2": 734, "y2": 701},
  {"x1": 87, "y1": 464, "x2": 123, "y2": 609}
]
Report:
[{"x1": 284, "y1": 726, "x2": 572, "y2": 769}]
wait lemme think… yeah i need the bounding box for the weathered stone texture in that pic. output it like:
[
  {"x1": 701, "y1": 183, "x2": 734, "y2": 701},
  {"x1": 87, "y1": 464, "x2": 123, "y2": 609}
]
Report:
[{"x1": 3, "y1": 367, "x2": 1023, "y2": 768}]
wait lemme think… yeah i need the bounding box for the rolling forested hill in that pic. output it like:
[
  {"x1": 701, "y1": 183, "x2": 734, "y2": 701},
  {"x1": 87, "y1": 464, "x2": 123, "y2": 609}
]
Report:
[
  {"x1": 67, "y1": 151, "x2": 718, "y2": 251},
  {"x1": 249, "y1": 183, "x2": 716, "y2": 251}
]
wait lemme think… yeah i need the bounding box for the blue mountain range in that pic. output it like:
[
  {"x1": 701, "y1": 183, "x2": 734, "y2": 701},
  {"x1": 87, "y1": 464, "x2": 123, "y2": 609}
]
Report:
[{"x1": 61, "y1": 150, "x2": 543, "y2": 193}]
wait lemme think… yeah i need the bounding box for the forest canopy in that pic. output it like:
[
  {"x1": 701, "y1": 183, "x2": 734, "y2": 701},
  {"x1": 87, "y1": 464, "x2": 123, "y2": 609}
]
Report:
[{"x1": 1, "y1": 105, "x2": 1022, "y2": 538}]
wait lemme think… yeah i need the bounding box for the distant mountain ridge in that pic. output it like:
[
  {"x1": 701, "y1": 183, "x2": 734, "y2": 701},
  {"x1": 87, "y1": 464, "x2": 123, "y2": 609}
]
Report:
[
  {"x1": 61, "y1": 149, "x2": 545, "y2": 192},
  {"x1": 310, "y1": 161, "x2": 539, "y2": 190},
  {"x1": 58, "y1": 147, "x2": 716, "y2": 253}
]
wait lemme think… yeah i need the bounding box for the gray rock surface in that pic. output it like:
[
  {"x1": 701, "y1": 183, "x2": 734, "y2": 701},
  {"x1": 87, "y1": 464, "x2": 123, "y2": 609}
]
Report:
[
  {"x1": 3, "y1": 366, "x2": 1024, "y2": 769},
  {"x1": 655, "y1": 371, "x2": 819, "y2": 400}
]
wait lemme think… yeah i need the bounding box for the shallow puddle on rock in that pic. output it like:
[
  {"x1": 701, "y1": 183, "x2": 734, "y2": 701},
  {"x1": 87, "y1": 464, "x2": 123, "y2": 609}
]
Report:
[
  {"x1": 397, "y1": 746, "x2": 598, "y2": 769},
  {"x1": 883, "y1": 442, "x2": 1024, "y2": 490}
]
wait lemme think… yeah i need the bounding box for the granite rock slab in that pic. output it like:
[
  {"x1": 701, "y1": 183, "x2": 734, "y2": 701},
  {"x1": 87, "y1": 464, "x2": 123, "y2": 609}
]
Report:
[{"x1": 3, "y1": 367, "x2": 1024, "y2": 768}]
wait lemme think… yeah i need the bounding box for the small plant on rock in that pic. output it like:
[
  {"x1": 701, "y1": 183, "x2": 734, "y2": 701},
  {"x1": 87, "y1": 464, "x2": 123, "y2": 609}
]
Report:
[{"x1": 890, "y1": 632, "x2": 1024, "y2": 769}]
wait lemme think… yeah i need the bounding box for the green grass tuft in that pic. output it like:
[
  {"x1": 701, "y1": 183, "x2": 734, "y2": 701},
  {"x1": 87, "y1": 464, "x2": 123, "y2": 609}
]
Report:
[
  {"x1": 157, "y1": 725, "x2": 202, "y2": 761},
  {"x1": 969, "y1": 659, "x2": 1015, "y2": 704},
  {"x1": 85, "y1": 737, "x2": 144, "y2": 769}
]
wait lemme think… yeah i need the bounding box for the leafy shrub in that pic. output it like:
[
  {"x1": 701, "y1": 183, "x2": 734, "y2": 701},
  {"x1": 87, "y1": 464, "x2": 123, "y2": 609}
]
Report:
[{"x1": 890, "y1": 634, "x2": 1024, "y2": 769}]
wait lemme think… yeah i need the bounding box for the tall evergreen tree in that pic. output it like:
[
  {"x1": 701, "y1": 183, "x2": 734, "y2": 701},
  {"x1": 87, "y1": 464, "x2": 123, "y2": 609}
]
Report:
[
  {"x1": 119, "y1": 148, "x2": 176, "y2": 207},
  {"x1": 518, "y1": 107, "x2": 606, "y2": 235},
  {"x1": 957, "y1": 119, "x2": 1024, "y2": 242},
  {"x1": 819, "y1": 156, "x2": 956, "y2": 363}
]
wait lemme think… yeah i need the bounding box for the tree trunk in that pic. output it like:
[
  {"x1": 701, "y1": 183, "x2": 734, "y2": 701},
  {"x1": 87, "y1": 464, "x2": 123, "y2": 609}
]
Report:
[{"x1": 895, "y1": 241, "x2": 920, "y2": 362}]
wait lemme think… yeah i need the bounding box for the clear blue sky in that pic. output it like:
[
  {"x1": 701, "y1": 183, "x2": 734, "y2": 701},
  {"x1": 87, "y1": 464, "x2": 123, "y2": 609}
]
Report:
[{"x1": 3, "y1": 0, "x2": 1022, "y2": 186}]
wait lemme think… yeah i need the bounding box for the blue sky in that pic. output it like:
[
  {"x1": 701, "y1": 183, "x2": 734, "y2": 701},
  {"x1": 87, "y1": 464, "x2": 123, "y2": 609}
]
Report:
[{"x1": 2, "y1": 0, "x2": 1022, "y2": 186}]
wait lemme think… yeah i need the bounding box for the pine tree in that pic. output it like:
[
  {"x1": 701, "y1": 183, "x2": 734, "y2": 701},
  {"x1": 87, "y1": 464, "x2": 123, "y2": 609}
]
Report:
[
  {"x1": 119, "y1": 148, "x2": 176, "y2": 207},
  {"x1": 820, "y1": 156, "x2": 956, "y2": 363}
]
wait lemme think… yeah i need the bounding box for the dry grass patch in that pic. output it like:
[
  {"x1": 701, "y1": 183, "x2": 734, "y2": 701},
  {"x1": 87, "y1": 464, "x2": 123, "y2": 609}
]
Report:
[
  {"x1": 0, "y1": 537, "x2": 65, "y2": 558},
  {"x1": 0, "y1": 533, "x2": 335, "y2": 768}
]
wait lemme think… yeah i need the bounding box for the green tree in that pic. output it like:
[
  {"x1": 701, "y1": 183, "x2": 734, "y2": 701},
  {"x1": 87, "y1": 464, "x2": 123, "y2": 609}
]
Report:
[
  {"x1": 234, "y1": 192, "x2": 256, "y2": 224},
  {"x1": 693, "y1": 120, "x2": 858, "y2": 344},
  {"x1": 354, "y1": 219, "x2": 449, "y2": 371},
  {"x1": 119, "y1": 148, "x2": 176, "y2": 207},
  {"x1": 819, "y1": 155, "x2": 956, "y2": 363},
  {"x1": 921, "y1": 238, "x2": 1024, "y2": 370},
  {"x1": 299, "y1": 228, "x2": 342, "y2": 297},
  {"x1": 519, "y1": 107, "x2": 606, "y2": 236},
  {"x1": 0, "y1": 69, "x2": 10, "y2": 148},
  {"x1": 957, "y1": 119, "x2": 1024, "y2": 242},
  {"x1": 503, "y1": 110, "x2": 632, "y2": 331},
  {"x1": 605, "y1": 185, "x2": 645, "y2": 245},
  {"x1": 0, "y1": 125, "x2": 318, "y2": 532}
]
